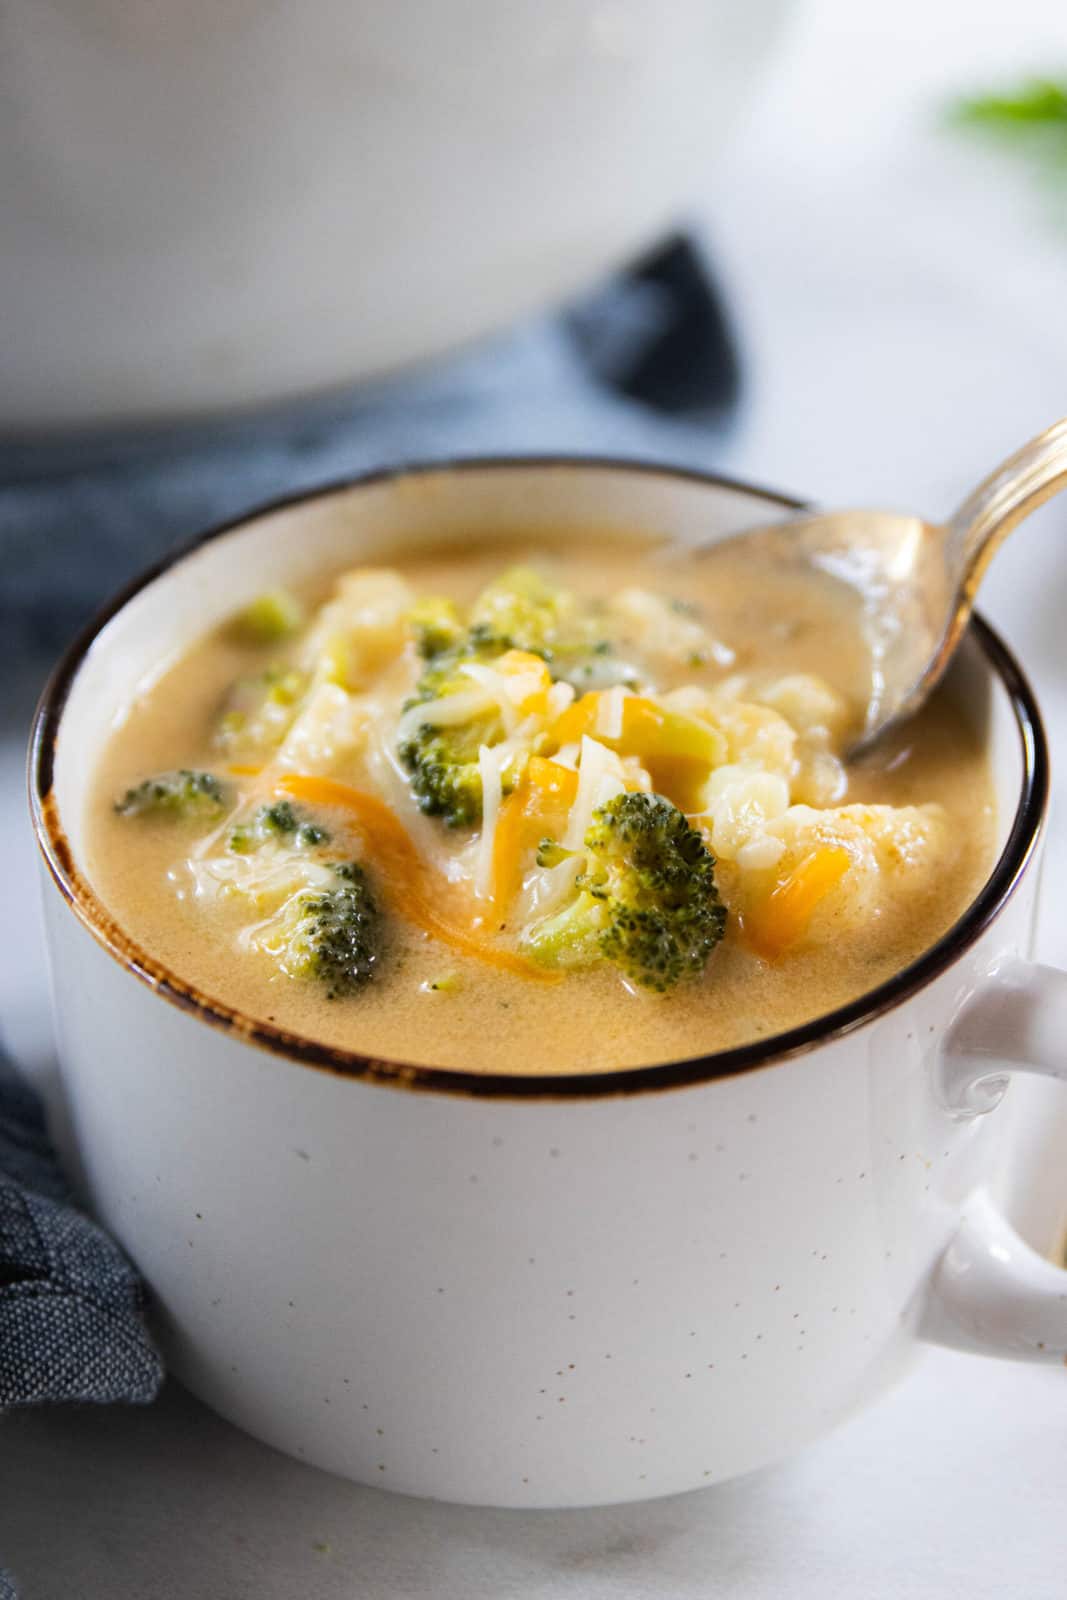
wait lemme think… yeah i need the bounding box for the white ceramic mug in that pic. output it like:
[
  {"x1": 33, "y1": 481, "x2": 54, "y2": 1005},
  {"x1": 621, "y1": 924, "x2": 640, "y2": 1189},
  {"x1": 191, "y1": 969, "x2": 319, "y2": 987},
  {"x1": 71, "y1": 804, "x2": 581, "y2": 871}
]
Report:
[{"x1": 30, "y1": 461, "x2": 1067, "y2": 1508}]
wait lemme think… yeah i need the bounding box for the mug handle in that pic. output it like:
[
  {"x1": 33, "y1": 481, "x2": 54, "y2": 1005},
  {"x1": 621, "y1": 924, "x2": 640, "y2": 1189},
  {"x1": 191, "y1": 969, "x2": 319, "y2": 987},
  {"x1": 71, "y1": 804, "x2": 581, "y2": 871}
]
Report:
[{"x1": 921, "y1": 960, "x2": 1067, "y2": 1363}]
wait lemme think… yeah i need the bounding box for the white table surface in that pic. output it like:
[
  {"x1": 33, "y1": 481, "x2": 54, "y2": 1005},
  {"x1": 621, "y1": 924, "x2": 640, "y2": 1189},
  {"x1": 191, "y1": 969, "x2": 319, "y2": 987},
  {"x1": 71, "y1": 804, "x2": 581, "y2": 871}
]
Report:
[{"x1": 3, "y1": 1, "x2": 1067, "y2": 1595}]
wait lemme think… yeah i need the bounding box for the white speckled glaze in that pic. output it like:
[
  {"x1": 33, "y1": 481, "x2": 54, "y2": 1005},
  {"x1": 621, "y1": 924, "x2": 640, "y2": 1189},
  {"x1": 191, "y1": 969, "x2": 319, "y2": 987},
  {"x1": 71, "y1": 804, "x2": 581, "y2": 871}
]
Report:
[{"x1": 30, "y1": 464, "x2": 1067, "y2": 1507}]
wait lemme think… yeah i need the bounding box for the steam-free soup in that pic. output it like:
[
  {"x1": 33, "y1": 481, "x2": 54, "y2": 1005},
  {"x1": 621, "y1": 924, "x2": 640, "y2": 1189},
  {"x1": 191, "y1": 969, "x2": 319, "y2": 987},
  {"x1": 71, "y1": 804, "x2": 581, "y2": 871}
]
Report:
[{"x1": 86, "y1": 535, "x2": 995, "y2": 1074}]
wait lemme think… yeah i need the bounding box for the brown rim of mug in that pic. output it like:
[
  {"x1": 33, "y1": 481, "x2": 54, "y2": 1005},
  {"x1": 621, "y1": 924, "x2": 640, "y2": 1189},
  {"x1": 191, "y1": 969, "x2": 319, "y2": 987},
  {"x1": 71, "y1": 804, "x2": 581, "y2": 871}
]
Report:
[{"x1": 28, "y1": 455, "x2": 1049, "y2": 1101}]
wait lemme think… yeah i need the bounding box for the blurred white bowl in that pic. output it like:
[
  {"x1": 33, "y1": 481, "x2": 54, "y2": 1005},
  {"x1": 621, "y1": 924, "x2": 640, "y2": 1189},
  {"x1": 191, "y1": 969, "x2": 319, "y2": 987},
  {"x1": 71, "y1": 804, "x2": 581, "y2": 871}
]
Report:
[{"x1": 0, "y1": 0, "x2": 788, "y2": 433}]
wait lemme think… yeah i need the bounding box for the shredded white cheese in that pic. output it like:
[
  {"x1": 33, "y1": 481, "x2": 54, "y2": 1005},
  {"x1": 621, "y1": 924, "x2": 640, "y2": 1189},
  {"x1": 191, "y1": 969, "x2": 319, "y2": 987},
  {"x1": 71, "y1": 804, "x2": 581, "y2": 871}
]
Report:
[
  {"x1": 547, "y1": 681, "x2": 576, "y2": 718},
  {"x1": 596, "y1": 684, "x2": 627, "y2": 741},
  {"x1": 395, "y1": 686, "x2": 495, "y2": 746},
  {"x1": 564, "y1": 736, "x2": 627, "y2": 849},
  {"x1": 474, "y1": 743, "x2": 506, "y2": 900}
]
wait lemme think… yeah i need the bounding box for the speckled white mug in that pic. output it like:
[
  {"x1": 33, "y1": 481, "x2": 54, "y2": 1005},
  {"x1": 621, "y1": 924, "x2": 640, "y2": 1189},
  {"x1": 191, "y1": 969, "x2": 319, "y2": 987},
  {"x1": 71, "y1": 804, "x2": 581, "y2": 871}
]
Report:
[{"x1": 30, "y1": 461, "x2": 1067, "y2": 1508}]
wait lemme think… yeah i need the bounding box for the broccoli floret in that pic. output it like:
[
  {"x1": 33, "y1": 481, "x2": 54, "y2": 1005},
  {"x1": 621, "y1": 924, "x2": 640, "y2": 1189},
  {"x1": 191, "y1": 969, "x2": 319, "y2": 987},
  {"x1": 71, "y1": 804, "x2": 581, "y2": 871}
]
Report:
[
  {"x1": 468, "y1": 566, "x2": 574, "y2": 658},
  {"x1": 469, "y1": 568, "x2": 646, "y2": 690},
  {"x1": 526, "y1": 791, "x2": 726, "y2": 991},
  {"x1": 412, "y1": 630, "x2": 515, "y2": 697},
  {"x1": 116, "y1": 769, "x2": 229, "y2": 819},
  {"x1": 397, "y1": 640, "x2": 509, "y2": 827},
  {"x1": 399, "y1": 567, "x2": 632, "y2": 824},
  {"x1": 398, "y1": 724, "x2": 493, "y2": 828},
  {"x1": 408, "y1": 596, "x2": 465, "y2": 658},
  {"x1": 230, "y1": 589, "x2": 304, "y2": 646},
  {"x1": 228, "y1": 800, "x2": 330, "y2": 854},
  {"x1": 259, "y1": 862, "x2": 383, "y2": 998}
]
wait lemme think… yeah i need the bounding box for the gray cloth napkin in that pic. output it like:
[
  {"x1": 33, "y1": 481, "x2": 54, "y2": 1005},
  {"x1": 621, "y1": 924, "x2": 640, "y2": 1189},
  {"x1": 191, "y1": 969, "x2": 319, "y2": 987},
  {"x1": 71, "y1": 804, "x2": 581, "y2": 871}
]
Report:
[
  {"x1": 0, "y1": 1054, "x2": 163, "y2": 1599},
  {"x1": 0, "y1": 236, "x2": 737, "y2": 654},
  {"x1": 0, "y1": 1057, "x2": 163, "y2": 1410},
  {"x1": 0, "y1": 235, "x2": 737, "y2": 1596}
]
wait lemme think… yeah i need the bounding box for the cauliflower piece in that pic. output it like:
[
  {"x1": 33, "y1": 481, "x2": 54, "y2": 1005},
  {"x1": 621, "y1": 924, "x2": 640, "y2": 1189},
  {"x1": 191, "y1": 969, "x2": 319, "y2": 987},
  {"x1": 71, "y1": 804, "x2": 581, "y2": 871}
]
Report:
[
  {"x1": 736, "y1": 834, "x2": 788, "y2": 872},
  {"x1": 710, "y1": 698, "x2": 798, "y2": 777},
  {"x1": 607, "y1": 589, "x2": 735, "y2": 670},
  {"x1": 702, "y1": 765, "x2": 791, "y2": 863},
  {"x1": 662, "y1": 686, "x2": 797, "y2": 779},
  {"x1": 839, "y1": 802, "x2": 952, "y2": 875},
  {"x1": 754, "y1": 674, "x2": 851, "y2": 807},
  {"x1": 756, "y1": 674, "x2": 850, "y2": 743},
  {"x1": 728, "y1": 800, "x2": 953, "y2": 956},
  {"x1": 302, "y1": 569, "x2": 416, "y2": 690},
  {"x1": 274, "y1": 682, "x2": 370, "y2": 775},
  {"x1": 669, "y1": 677, "x2": 851, "y2": 832},
  {"x1": 792, "y1": 747, "x2": 848, "y2": 807}
]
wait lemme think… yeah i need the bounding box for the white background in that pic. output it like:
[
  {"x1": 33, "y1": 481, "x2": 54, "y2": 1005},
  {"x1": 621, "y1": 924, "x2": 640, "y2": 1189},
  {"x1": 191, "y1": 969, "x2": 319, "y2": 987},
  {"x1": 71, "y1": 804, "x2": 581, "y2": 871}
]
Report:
[{"x1": 2, "y1": 1, "x2": 1066, "y2": 1594}]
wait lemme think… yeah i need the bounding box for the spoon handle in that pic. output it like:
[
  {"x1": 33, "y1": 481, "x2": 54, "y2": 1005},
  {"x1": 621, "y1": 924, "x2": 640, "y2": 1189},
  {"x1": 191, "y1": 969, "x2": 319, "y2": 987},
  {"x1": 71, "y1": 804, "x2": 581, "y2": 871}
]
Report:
[{"x1": 947, "y1": 416, "x2": 1067, "y2": 595}]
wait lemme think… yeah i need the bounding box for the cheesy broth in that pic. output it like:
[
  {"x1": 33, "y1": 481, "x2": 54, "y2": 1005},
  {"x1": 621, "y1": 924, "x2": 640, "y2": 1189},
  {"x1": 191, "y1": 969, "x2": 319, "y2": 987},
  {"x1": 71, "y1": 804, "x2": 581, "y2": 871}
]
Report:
[{"x1": 85, "y1": 535, "x2": 995, "y2": 1074}]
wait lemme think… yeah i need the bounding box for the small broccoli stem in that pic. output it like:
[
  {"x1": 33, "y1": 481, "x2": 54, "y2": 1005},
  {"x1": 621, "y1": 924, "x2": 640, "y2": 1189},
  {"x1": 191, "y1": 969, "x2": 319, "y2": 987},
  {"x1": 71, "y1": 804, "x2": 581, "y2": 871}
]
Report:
[
  {"x1": 524, "y1": 890, "x2": 607, "y2": 969},
  {"x1": 535, "y1": 838, "x2": 575, "y2": 869},
  {"x1": 115, "y1": 769, "x2": 229, "y2": 820}
]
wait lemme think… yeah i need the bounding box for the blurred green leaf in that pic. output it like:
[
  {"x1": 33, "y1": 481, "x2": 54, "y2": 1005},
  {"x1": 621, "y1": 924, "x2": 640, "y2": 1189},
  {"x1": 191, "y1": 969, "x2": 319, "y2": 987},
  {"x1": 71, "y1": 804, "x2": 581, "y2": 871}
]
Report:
[
  {"x1": 948, "y1": 77, "x2": 1067, "y2": 207},
  {"x1": 952, "y1": 80, "x2": 1067, "y2": 132}
]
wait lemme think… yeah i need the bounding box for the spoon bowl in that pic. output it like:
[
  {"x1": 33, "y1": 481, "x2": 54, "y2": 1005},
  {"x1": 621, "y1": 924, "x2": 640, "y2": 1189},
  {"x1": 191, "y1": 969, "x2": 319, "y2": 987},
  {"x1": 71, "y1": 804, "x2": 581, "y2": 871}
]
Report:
[{"x1": 705, "y1": 419, "x2": 1067, "y2": 753}]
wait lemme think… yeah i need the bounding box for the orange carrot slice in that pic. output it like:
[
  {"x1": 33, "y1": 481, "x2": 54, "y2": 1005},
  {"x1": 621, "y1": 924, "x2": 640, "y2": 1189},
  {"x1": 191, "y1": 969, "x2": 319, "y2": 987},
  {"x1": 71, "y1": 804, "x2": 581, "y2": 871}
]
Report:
[
  {"x1": 276, "y1": 774, "x2": 558, "y2": 980},
  {"x1": 744, "y1": 846, "x2": 851, "y2": 959},
  {"x1": 549, "y1": 693, "x2": 725, "y2": 810},
  {"x1": 489, "y1": 757, "x2": 579, "y2": 915}
]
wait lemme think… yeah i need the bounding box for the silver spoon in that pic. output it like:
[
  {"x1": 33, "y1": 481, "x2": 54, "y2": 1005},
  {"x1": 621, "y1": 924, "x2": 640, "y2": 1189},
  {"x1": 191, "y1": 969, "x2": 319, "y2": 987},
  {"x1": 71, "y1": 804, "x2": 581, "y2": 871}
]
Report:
[{"x1": 706, "y1": 418, "x2": 1067, "y2": 754}]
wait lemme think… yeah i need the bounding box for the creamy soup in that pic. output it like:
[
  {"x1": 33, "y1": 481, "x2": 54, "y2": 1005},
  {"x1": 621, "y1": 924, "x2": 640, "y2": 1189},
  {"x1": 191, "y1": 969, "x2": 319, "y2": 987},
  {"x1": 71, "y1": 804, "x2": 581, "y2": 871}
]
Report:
[{"x1": 85, "y1": 534, "x2": 996, "y2": 1074}]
